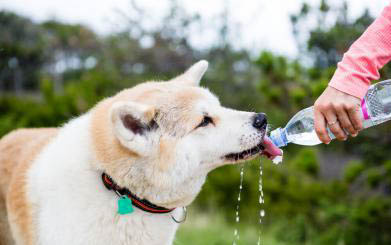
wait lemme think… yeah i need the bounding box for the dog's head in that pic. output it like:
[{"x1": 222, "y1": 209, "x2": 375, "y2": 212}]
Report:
[{"x1": 90, "y1": 61, "x2": 281, "y2": 208}]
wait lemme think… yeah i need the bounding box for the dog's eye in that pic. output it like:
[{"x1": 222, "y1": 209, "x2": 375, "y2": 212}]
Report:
[{"x1": 197, "y1": 116, "x2": 213, "y2": 128}]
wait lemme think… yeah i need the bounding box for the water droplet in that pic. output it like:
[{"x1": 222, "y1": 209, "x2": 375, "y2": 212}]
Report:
[
  {"x1": 259, "y1": 196, "x2": 264, "y2": 204},
  {"x1": 260, "y1": 209, "x2": 265, "y2": 217}
]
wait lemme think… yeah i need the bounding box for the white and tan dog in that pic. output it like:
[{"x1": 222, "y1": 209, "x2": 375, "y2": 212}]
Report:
[{"x1": 0, "y1": 61, "x2": 281, "y2": 245}]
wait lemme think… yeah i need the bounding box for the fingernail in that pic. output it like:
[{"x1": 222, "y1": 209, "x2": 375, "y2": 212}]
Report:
[
  {"x1": 343, "y1": 137, "x2": 348, "y2": 141},
  {"x1": 352, "y1": 133, "x2": 358, "y2": 137}
]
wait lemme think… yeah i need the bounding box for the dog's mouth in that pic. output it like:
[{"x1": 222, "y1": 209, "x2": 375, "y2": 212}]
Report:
[{"x1": 224, "y1": 136, "x2": 282, "y2": 162}]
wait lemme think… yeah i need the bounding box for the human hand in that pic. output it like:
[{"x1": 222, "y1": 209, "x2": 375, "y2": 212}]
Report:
[{"x1": 314, "y1": 86, "x2": 363, "y2": 144}]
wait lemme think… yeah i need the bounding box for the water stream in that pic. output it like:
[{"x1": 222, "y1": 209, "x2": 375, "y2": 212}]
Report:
[
  {"x1": 232, "y1": 160, "x2": 267, "y2": 245},
  {"x1": 232, "y1": 164, "x2": 245, "y2": 245},
  {"x1": 257, "y1": 161, "x2": 265, "y2": 245}
]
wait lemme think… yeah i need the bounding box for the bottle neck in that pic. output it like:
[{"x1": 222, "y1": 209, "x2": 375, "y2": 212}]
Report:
[{"x1": 270, "y1": 128, "x2": 288, "y2": 148}]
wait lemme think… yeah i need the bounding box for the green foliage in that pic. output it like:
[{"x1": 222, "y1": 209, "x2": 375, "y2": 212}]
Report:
[
  {"x1": 385, "y1": 160, "x2": 391, "y2": 173},
  {"x1": 366, "y1": 168, "x2": 383, "y2": 188},
  {"x1": 292, "y1": 148, "x2": 319, "y2": 176},
  {"x1": 343, "y1": 198, "x2": 391, "y2": 245},
  {"x1": 0, "y1": 11, "x2": 46, "y2": 91},
  {"x1": 344, "y1": 160, "x2": 365, "y2": 183}
]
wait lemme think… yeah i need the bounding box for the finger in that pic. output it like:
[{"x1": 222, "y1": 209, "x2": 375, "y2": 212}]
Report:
[
  {"x1": 335, "y1": 105, "x2": 358, "y2": 136},
  {"x1": 314, "y1": 107, "x2": 331, "y2": 144},
  {"x1": 324, "y1": 110, "x2": 347, "y2": 141},
  {"x1": 347, "y1": 104, "x2": 363, "y2": 131}
]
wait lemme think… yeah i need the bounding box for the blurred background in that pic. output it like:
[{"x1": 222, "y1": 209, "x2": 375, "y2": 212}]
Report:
[{"x1": 1, "y1": 0, "x2": 391, "y2": 244}]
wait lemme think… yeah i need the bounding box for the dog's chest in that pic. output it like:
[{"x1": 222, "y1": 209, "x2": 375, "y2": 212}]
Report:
[
  {"x1": 31, "y1": 173, "x2": 179, "y2": 245},
  {"x1": 38, "y1": 205, "x2": 177, "y2": 244}
]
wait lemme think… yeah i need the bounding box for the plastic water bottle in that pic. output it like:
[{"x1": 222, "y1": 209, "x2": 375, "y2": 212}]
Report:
[{"x1": 270, "y1": 80, "x2": 391, "y2": 147}]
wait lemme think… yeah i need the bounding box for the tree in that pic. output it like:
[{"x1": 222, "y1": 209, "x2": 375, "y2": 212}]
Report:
[
  {"x1": 291, "y1": 0, "x2": 374, "y2": 68},
  {"x1": 0, "y1": 11, "x2": 46, "y2": 92}
]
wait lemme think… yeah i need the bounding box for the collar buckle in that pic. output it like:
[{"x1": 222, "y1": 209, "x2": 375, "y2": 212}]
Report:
[{"x1": 171, "y1": 207, "x2": 187, "y2": 223}]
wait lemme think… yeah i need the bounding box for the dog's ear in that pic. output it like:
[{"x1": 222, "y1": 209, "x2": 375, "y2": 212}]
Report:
[
  {"x1": 173, "y1": 60, "x2": 208, "y2": 86},
  {"x1": 110, "y1": 101, "x2": 158, "y2": 156}
]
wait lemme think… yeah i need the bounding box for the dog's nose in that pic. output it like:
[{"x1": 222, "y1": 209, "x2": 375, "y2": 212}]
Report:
[{"x1": 252, "y1": 113, "x2": 267, "y2": 130}]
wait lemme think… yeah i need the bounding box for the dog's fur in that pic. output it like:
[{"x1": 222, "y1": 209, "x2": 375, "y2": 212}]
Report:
[{"x1": 0, "y1": 61, "x2": 268, "y2": 245}]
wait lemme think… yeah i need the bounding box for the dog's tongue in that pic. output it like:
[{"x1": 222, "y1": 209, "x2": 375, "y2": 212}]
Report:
[{"x1": 261, "y1": 136, "x2": 283, "y2": 161}]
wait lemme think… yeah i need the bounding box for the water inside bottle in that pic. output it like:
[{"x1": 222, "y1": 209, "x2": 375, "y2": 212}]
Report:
[
  {"x1": 281, "y1": 107, "x2": 321, "y2": 145},
  {"x1": 287, "y1": 130, "x2": 322, "y2": 146},
  {"x1": 282, "y1": 107, "x2": 324, "y2": 145}
]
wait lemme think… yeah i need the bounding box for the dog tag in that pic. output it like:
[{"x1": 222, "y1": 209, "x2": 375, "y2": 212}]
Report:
[{"x1": 118, "y1": 196, "x2": 134, "y2": 215}]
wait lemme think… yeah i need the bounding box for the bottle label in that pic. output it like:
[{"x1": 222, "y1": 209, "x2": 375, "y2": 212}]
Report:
[{"x1": 361, "y1": 99, "x2": 370, "y2": 120}]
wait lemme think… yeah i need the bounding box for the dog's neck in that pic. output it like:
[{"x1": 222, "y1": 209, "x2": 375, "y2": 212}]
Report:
[{"x1": 101, "y1": 173, "x2": 176, "y2": 214}]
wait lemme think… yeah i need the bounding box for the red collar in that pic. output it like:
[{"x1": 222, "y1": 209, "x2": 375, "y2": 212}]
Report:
[{"x1": 102, "y1": 173, "x2": 175, "y2": 214}]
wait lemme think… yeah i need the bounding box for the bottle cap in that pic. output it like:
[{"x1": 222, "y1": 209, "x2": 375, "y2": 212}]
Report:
[{"x1": 270, "y1": 128, "x2": 288, "y2": 148}]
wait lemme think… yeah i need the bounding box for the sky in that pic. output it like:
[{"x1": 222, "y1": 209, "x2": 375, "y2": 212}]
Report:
[{"x1": 0, "y1": 0, "x2": 389, "y2": 57}]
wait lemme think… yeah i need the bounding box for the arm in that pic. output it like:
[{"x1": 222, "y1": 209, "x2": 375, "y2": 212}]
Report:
[{"x1": 315, "y1": 4, "x2": 391, "y2": 143}]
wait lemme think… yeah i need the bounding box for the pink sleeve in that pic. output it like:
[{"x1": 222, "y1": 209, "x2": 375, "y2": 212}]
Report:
[{"x1": 329, "y1": 4, "x2": 391, "y2": 99}]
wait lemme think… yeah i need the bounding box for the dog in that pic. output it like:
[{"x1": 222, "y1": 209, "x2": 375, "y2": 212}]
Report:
[{"x1": 0, "y1": 61, "x2": 282, "y2": 245}]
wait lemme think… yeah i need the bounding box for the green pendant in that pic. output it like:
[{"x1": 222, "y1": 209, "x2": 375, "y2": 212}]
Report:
[{"x1": 118, "y1": 196, "x2": 134, "y2": 215}]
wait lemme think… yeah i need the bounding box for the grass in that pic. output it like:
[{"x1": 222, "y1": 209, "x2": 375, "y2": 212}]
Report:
[{"x1": 174, "y1": 209, "x2": 287, "y2": 245}]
